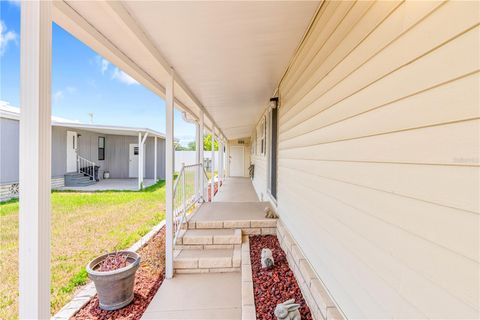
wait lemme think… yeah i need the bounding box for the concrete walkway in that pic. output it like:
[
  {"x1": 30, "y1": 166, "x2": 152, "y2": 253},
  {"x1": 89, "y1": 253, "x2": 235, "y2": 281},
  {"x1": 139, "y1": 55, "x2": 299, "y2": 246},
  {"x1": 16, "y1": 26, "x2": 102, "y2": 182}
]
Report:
[
  {"x1": 142, "y1": 273, "x2": 241, "y2": 319},
  {"x1": 142, "y1": 177, "x2": 261, "y2": 319},
  {"x1": 214, "y1": 177, "x2": 259, "y2": 202}
]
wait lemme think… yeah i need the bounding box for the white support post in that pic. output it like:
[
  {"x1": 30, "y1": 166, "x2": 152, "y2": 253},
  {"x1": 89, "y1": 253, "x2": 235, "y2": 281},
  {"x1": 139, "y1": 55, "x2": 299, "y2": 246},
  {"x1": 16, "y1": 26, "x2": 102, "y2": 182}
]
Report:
[
  {"x1": 138, "y1": 132, "x2": 142, "y2": 190},
  {"x1": 136, "y1": 132, "x2": 149, "y2": 190},
  {"x1": 219, "y1": 140, "x2": 224, "y2": 185},
  {"x1": 226, "y1": 140, "x2": 229, "y2": 177},
  {"x1": 199, "y1": 111, "x2": 205, "y2": 200},
  {"x1": 210, "y1": 128, "x2": 215, "y2": 201},
  {"x1": 195, "y1": 122, "x2": 200, "y2": 200},
  {"x1": 165, "y1": 68, "x2": 175, "y2": 279},
  {"x1": 19, "y1": 1, "x2": 52, "y2": 318},
  {"x1": 154, "y1": 136, "x2": 157, "y2": 181}
]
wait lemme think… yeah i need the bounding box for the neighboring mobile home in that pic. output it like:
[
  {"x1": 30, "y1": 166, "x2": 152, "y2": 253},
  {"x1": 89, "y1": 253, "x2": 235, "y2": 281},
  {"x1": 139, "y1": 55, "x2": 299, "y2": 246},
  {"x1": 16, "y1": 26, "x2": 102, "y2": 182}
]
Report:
[
  {"x1": 17, "y1": 1, "x2": 479, "y2": 319},
  {"x1": 0, "y1": 104, "x2": 165, "y2": 200}
]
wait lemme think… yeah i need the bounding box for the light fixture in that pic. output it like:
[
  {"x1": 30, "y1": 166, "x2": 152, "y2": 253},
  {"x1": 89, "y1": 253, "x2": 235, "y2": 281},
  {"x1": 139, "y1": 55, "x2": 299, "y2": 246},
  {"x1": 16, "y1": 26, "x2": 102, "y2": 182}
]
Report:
[{"x1": 269, "y1": 97, "x2": 279, "y2": 109}]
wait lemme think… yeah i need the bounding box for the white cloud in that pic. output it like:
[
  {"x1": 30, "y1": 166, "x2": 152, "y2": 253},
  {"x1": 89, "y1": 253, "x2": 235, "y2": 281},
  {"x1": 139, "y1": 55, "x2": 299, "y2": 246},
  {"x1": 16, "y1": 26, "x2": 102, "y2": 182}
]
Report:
[
  {"x1": 0, "y1": 20, "x2": 18, "y2": 56},
  {"x1": 53, "y1": 90, "x2": 64, "y2": 103},
  {"x1": 112, "y1": 67, "x2": 139, "y2": 85},
  {"x1": 95, "y1": 55, "x2": 110, "y2": 74},
  {"x1": 65, "y1": 86, "x2": 77, "y2": 94},
  {"x1": 100, "y1": 59, "x2": 109, "y2": 74}
]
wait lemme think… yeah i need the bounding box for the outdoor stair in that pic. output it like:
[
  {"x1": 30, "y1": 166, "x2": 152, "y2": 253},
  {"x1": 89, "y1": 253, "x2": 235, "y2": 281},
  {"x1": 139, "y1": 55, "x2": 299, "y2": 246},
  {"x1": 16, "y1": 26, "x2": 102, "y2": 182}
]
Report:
[
  {"x1": 175, "y1": 228, "x2": 242, "y2": 249},
  {"x1": 64, "y1": 172, "x2": 96, "y2": 187},
  {"x1": 173, "y1": 246, "x2": 241, "y2": 274},
  {"x1": 173, "y1": 202, "x2": 278, "y2": 275}
]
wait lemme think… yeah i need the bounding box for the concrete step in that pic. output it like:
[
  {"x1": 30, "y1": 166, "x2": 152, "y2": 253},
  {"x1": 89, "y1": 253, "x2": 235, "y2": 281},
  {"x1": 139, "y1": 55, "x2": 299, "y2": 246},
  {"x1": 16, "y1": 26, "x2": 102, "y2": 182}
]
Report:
[
  {"x1": 187, "y1": 218, "x2": 277, "y2": 236},
  {"x1": 176, "y1": 228, "x2": 242, "y2": 249},
  {"x1": 64, "y1": 173, "x2": 96, "y2": 187},
  {"x1": 174, "y1": 246, "x2": 241, "y2": 274}
]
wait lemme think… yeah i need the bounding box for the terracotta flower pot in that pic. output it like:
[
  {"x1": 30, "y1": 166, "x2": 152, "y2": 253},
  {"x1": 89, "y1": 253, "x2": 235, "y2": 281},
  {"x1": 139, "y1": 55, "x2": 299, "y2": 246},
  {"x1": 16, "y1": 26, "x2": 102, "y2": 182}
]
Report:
[{"x1": 86, "y1": 251, "x2": 140, "y2": 310}]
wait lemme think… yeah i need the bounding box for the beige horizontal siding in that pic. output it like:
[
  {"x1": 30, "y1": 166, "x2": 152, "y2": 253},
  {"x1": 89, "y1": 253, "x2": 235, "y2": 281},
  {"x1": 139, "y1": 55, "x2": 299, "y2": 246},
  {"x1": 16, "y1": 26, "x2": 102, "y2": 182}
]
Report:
[
  {"x1": 251, "y1": 154, "x2": 268, "y2": 200},
  {"x1": 252, "y1": 0, "x2": 480, "y2": 318}
]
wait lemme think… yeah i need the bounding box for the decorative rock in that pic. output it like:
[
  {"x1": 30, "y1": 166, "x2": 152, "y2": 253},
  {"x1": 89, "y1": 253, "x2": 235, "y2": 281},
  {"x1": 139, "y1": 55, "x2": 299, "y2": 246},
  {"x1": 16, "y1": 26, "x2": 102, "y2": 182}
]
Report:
[
  {"x1": 261, "y1": 248, "x2": 274, "y2": 269},
  {"x1": 265, "y1": 206, "x2": 278, "y2": 219},
  {"x1": 274, "y1": 299, "x2": 301, "y2": 320}
]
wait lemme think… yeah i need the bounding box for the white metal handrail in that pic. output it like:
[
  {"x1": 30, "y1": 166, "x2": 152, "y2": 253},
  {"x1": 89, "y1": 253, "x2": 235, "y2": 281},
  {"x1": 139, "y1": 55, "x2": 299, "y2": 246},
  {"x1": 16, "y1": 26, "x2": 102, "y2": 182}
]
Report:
[
  {"x1": 77, "y1": 155, "x2": 96, "y2": 180},
  {"x1": 173, "y1": 163, "x2": 210, "y2": 245}
]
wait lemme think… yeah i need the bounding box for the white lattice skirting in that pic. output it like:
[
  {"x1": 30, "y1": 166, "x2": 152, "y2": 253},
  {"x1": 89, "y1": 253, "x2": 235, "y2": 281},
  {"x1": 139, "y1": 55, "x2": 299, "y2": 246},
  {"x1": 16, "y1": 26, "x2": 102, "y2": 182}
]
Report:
[{"x1": 0, "y1": 177, "x2": 65, "y2": 202}]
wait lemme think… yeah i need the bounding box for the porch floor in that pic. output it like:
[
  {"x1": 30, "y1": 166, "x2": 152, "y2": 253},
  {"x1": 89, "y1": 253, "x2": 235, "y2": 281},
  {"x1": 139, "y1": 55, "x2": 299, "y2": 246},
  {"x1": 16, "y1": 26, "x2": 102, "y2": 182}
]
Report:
[
  {"x1": 141, "y1": 271, "x2": 241, "y2": 319},
  {"x1": 214, "y1": 177, "x2": 259, "y2": 202},
  {"x1": 58, "y1": 178, "x2": 156, "y2": 191},
  {"x1": 190, "y1": 201, "x2": 270, "y2": 222}
]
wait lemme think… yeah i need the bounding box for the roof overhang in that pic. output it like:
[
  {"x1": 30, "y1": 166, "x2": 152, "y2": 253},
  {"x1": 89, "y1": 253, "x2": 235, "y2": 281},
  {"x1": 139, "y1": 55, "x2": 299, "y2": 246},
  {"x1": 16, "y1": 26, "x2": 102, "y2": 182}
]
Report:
[
  {"x1": 53, "y1": 1, "x2": 319, "y2": 140},
  {"x1": 52, "y1": 122, "x2": 166, "y2": 139}
]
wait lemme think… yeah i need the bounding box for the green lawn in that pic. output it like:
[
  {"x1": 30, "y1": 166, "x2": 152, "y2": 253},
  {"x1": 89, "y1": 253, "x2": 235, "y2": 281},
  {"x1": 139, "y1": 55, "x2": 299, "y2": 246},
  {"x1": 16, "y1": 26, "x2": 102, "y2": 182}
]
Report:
[{"x1": 0, "y1": 181, "x2": 166, "y2": 320}]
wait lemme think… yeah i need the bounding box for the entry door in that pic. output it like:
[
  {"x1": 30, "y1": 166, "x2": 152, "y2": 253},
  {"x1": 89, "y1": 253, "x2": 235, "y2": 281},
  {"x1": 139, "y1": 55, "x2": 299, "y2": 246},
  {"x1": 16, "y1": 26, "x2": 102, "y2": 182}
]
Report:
[
  {"x1": 129, "y1": 144, "x2": 145, "y2": 178},
  {"x1": 230, "y1": 146, "x2": 244, "y2": 177},
  {"x1": 66, "y1": 131, "x2": 78, "y2": 172}
]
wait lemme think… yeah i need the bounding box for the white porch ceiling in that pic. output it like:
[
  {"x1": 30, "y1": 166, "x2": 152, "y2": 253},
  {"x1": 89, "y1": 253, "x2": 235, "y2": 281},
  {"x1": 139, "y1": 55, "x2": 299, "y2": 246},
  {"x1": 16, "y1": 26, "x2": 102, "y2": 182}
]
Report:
[{"x1": 54, "y1": 1, "x2": 319, "y2": 139}]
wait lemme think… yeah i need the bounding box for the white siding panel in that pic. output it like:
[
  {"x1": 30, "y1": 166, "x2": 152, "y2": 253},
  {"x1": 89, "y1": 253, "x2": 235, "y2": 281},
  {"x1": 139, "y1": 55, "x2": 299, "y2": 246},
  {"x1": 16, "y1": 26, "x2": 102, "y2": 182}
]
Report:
[
  {"x1": 281, "y1": 24, "x2": 480, "y2": 138},
  {"x1": 280, "y1": 167, "x2": 479, "y2": 309},
  {"x1": 282, "y1": 0, "x2": 402, "y2": 105},
  {"x1": 281, "y1": 0, "x2": 446, "y2": 118},
  {"x1": 251, "y1": 1, "x2": 480, "y2": 318},
  {"x1": 252, "y1": 155, "x2": 268, "y2": 199},
  {"x1": 279, "y1": 72, "x2": 480, "y2": 149},
  {"x1": 278, "y1": 179, "x2": 478, "y2": 319},
  {"x1": 279, "y1": 158, "x2": 479, "y2": 260},
  {"x1": 280, "y1": 118, "x2": 479, "y2": 164}
]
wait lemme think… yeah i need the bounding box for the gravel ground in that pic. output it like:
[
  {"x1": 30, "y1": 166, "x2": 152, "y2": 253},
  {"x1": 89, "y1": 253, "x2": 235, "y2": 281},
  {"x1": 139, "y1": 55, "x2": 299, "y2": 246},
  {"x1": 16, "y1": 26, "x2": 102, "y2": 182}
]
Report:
[
  {"x1": 72, "y1": 227, "x2": 166, "y2": 320},
  {"x1": 250, "y1": 235, "x2": 312, "y2": 320}
]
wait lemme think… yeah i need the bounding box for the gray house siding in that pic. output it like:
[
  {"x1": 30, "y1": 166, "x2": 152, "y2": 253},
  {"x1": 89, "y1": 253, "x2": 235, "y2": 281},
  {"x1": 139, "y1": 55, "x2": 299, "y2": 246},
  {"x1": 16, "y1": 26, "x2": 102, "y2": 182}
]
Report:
[
  {"x1": 0, "y1": 118, "x2": 19, "y2": 183},
  {"x1": 52, "y1": 126, "x2": 67, "y2": 178},
  {"x1": 104, "y1": 135, "x2": 136, "y2": 179},
  {"x1": 1, "y1": 117, "x2": 165, "y2": 184},
  {"x1": 145, "y1": 137, "x2": 166, "y2": 180},
  {"x1": 104, "y1": 135, "x2": 165, "y2": 179}
]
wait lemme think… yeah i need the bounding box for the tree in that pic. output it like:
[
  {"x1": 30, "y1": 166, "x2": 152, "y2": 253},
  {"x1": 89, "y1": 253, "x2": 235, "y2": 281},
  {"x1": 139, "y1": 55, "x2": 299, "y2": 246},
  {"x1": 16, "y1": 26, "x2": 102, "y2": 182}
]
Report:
[
  {"x1": 203, "y1": 134, "x2": 218, "y2": 151},
  {"x1": 186, "y1": 141, "x2": 196, "y2": 151},
  {"x1": 174, "y1": 142, "x2": 188, "y2": 151}
]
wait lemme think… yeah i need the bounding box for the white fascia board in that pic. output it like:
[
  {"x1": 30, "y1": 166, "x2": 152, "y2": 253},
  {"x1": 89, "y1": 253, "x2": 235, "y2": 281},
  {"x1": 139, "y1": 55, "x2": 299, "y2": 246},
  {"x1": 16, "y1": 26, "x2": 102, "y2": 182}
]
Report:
[{"x1": 52, "y1": 121, "x2": 166, "y2": 138}]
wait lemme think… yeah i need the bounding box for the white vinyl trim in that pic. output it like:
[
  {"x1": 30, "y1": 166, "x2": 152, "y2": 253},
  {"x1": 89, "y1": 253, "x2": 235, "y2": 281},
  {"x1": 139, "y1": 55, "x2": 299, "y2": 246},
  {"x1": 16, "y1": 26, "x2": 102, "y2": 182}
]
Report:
[{"x1": 19, "y1": 1, "x2": 52, "y2": 318}]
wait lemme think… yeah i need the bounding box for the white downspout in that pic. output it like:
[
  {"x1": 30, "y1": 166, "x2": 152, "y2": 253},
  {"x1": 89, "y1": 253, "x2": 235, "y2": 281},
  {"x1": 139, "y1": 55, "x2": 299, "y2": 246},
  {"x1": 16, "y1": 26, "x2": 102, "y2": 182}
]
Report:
[{"x1": 19, "y1": 1, "x2": 52, "y2": 318}]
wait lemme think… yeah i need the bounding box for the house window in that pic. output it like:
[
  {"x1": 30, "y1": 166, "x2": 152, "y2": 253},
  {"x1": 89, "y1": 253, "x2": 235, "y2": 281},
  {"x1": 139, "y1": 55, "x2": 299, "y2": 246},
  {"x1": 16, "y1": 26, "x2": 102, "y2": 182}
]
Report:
[
  {"x1": 257, "y1": 117, "x2": 266, "y2": 155},
  {"x1": 98, "y1": 137, "x2": 105, "y2": 160},
  {"x1": 251, "y1": 131, "x2": 256, "y2": 155}
]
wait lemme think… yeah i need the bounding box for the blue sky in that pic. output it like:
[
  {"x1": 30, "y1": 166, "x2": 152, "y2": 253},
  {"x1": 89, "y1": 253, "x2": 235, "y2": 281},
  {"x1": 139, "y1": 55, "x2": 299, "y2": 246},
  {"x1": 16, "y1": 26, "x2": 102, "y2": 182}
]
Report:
[{"x1": 0, "y1": 1, "x2": 195, "y2": 145}]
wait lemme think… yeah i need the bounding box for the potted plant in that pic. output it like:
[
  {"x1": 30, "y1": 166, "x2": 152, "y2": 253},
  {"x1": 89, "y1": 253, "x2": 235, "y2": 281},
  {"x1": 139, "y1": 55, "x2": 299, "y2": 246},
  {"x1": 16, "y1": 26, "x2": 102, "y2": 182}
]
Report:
[{"x1": 86, "y1": 251, "x2": 140, "y2": 310}]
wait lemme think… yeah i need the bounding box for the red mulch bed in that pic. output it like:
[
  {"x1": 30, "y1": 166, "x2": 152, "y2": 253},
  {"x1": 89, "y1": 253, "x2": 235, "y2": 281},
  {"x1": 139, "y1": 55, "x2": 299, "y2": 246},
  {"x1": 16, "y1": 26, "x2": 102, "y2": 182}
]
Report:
[
  {"x1": 250, "y1": 235, "x2": 312, "y2": 320},
  {"x1": 72, "y1": 227, "x2": 166, "y2": 320}
]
